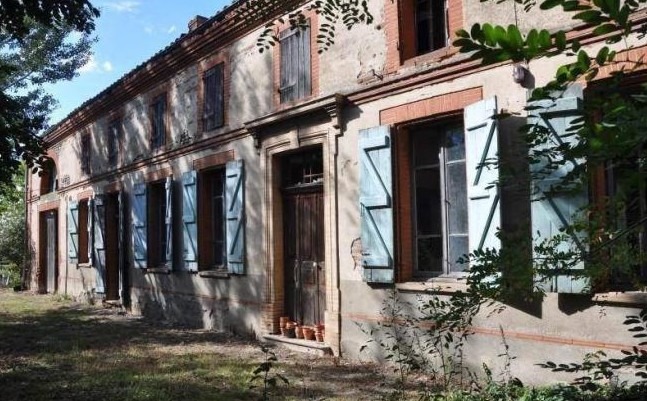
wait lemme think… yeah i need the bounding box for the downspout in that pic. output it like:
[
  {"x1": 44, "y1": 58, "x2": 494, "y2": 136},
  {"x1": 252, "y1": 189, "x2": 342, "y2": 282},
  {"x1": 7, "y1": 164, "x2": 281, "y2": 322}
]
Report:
[{"x1": 21, "y1": 166, "x2": 29, "y2": 291}]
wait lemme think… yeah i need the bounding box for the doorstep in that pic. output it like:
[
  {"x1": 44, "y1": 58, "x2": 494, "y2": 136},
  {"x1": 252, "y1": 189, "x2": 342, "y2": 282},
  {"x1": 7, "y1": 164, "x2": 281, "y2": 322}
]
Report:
[{"x1": 263, "y1": 334, "x2": 333, "y2": 357}]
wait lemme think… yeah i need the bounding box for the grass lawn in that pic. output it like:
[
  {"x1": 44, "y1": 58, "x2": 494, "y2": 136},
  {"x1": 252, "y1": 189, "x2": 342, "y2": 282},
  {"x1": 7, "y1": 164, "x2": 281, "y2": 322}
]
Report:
[{"x1": 0, "y1": 289, "x2": 398, "y2": 401}]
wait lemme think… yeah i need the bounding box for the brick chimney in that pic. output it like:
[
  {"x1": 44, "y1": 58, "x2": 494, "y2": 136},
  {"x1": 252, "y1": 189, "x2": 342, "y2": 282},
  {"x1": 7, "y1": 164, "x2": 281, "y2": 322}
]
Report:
[{"x1": 188, "y1": 15, "x2": 208, "y2": 32}]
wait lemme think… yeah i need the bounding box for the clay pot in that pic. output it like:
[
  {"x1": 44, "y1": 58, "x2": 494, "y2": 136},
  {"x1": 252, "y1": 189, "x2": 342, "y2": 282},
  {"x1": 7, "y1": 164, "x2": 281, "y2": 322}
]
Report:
[
  {"x1": 279, "y1": 316, "x2": 289, "y2": 329},
  {"x1": 285, "y1": 327, "x2": 296, "y2": 338},
  {"x1": 302, "y1": 326, "x2": 315, "y2": 341},
  {"x1": 295, "y1": 325, "x2": 304, "y2": 339},
  {"x1": 315, "y1": 332, "x2": 324, "y2": 342},
  {"x1": 286, "y1": 321, "x2": 296, "y2": 330}
]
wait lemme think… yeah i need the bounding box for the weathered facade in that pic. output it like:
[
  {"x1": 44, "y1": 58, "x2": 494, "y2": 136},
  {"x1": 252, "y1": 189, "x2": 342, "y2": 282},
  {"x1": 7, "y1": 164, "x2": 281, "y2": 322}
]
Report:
[{"x1": 25, "y1": 0, "x2": 647, "y2": 384}]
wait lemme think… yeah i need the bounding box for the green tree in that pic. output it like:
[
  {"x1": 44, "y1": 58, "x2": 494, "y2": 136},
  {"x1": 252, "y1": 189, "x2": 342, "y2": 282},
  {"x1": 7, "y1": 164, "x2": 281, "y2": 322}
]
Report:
[
  {"x1": 0, "y1": 165, "x2": 25, "y2": 286},
  {"x1": 0, "y1": 1, "x2": 99, "y2": 187}
]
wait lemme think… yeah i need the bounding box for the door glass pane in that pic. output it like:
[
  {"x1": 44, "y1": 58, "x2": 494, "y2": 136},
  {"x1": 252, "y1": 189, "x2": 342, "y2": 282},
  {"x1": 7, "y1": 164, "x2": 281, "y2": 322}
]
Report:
[
  {"x1": 417, "y1": 237, "x2": 443, "y2": 272},
  {"x1": 448, "y1": 234, "x2": 469, "y2": 272},
  {"x1": 415, "y1": 168, "x2": 441, "y2": 235},
  {"x1": 445, "y1": 161, "x2": 468, "y2": 234}
]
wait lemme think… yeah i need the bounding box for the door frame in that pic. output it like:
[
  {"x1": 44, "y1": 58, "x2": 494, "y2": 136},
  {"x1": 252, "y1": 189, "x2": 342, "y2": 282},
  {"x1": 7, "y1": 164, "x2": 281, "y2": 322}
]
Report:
[
  {"x1": 260, "y1": 126, "x2": 342, "y2": 353},
  {"x1": 39, "y1": 210, "x2": 58, "y2": 294}
]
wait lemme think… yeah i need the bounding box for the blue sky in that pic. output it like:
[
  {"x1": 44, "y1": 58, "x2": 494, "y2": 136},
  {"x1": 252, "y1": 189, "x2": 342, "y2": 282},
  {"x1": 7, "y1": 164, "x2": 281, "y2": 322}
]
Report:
[{"x1": 46, "y1": 0, "x2": 231, "y2": 125}]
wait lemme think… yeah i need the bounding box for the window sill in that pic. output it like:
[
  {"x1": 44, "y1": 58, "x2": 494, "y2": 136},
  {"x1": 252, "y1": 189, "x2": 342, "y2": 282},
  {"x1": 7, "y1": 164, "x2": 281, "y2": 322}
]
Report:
[
  {"x1": 76, "y1": 262, "x2": 92, "y2": 269},
  {"x1": 396, "y1": 279, "x2": 468, "y2": 295},
  {"x1": 198, "y1": 270, "x2": 230, "y2": 279},
  {"x1": 402, "y1": 46, "x2": 458, "y2": 68},
  {"x1": 145, "y1": 267, "x2": 171, "y2": 275},
  {"x1": 592, "y1": 291, "x2": 647, "y2": 307}
]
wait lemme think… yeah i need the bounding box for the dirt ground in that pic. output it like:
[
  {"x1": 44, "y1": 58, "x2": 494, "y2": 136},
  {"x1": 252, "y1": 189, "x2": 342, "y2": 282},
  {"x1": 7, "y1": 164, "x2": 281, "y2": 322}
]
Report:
[{"x1": 0, "y1": 289, "x2": 409, "y2": 401}]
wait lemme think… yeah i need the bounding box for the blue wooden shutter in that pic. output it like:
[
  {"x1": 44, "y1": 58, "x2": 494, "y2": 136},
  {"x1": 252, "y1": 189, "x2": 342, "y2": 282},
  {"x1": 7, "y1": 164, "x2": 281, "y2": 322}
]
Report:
[
  {"x1": 226, "y1": 160, "x2": 245, "y2": 274},
  {"x1": 182, "y1": 170, "x2": 198, "y2": 272},
  {"x1": 464, "y1": 97, "x2": 501, "y2": 255},
  {"x1": 529, "y1": 86, "x2": 587, "y2": 293},
  {"x1": 359, "y1": 126, "x2": 394, "y2": 283},
  {"x1": 165, "y1": 177, "x2": 173, "y2": 269},
  {"x1": 133, "y1": 182, "x2": 147, "y2": 269},
  {"x1": 68, "y1": 202, "x2": 79, "y2": 261},
  {"x1": 118, "y1": 191, "x2": 125, "y2": 299},
  {"x1": 93, "y1": 195, "x2": 107, "y2": 293}
]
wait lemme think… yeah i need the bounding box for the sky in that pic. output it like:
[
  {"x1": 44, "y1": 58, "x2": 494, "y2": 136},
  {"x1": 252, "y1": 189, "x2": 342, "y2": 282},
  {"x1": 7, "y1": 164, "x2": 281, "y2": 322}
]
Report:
[{"x1": 45, "y1": 0, "x2": 232, "y2": 125}]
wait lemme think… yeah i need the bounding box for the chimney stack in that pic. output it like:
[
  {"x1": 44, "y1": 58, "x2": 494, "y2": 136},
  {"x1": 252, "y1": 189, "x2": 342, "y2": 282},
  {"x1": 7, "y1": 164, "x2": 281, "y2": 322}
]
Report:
[{"x1": 188, "y1": 15, "x2": 208, "y2": 32}]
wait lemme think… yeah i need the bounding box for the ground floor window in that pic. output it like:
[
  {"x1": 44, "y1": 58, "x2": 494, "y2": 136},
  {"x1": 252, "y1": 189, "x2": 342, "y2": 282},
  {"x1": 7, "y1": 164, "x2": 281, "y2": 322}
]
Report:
[
  {"x1": 410, "y1": 124, "x2": 468, "y2": 276},
  {"x1": 199, "y1": 168, "x2": 226, "y2": 270}
]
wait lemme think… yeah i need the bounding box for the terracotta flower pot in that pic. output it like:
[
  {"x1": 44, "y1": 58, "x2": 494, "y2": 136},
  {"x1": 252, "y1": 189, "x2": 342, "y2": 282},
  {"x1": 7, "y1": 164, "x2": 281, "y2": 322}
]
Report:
[
  {"x1": 286, "y1": 321, "x2": 296, "y2": 330},
  {"x1": 315, "y1": 332, "x2": 324, "y2": 342},
  {"x1": 302, "y1": 326, "x2": 315, "y2": 341},
  {"x1": 295, "y1": 325, "x2": 304, "y2": 339},
  {"x1": 279, "y1": 316, "x2": 290, "y2": 329}
]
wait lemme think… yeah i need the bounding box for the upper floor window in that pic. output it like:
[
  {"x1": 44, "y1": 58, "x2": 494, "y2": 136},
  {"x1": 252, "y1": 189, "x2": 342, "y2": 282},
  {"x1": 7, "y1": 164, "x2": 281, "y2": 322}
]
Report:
[
  {"x1": 150, "y1": 93, "x2": 167, "y2": 150},
  {"x1": 415, "y1": 0, "x2": 447, "y2": 54},
  {"x1": 279, "y1": 23, "x2": 311, "y2": 103},
  {"x1": 81, "y1": 133, "x2": 91, "y2": 175},
  {"x1": 107, "y1": 120, "x2": 121, "y2": 166},
  {"x1": 203, "y1": 63, "x2": 224, "y2": 131}
]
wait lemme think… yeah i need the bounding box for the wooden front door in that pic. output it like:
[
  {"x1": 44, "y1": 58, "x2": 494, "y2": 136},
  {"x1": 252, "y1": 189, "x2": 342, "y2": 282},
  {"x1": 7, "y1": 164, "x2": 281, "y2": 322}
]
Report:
[
  {"x1": 281, "y1": 148, "x2": 326, "y2": 326},
  {"x1": 283, "y1": 186, "x2": 325, "y2": 326},
  {"x1": 45, "y1": 211, "x2": 57, "y2": 293}
]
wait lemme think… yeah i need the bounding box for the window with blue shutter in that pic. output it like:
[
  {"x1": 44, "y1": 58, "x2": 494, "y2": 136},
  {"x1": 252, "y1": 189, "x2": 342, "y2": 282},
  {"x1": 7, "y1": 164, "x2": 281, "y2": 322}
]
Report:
[
  {"x1": 93, "y1": 196, "x2": 107, "y2": 293},
  {"x1": 464, "y1": 97, "x2": 501, "y2": 255},
  {"x1": 68, "y1": 202, "x2": 79, "y2": 261},
  {"x1": 203, "y1": 64, "x2": 224, "y2": 131},
  {"x1": 359, "y1": 126, "x2": 394, "y2": 283},
  {"x1": 182, "y1": 171, "x2": 199, "y2": 272},
  {"x1": 132, "y1": 182, "x2": 147, "y2": 269},
  {"x1": 226, "y1": 160, "x2": 245, "y2": 274},
  {"x1": 529, "y1": 86, "x2": 587, "y2": 294},
  {"x1": 279, "y1": 23, "x2": 311, "y2": 103}
]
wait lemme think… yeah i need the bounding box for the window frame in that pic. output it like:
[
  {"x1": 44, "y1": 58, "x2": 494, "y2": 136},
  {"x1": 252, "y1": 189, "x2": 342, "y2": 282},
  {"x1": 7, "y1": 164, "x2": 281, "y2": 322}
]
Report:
[
  {"x1": 278, "y1": 21, "x2": 312, "y2": 104},
  {"x1": 202, "y1": 63, "x2": 225, "y2": 132},
  {"x1": 147, "y1": 179, "x2": 169, "y2": 268},
  {"x1": 198, "y1": 167, "x2": 227, "y2": 271},
  {"x1": 80, "y1": 133, "x2": 91, "y2": 176},
  {"x1": 150, "y1": 93, "x2": 167, "y2": 150},
  {"x1": 107, "y1": 119, "x2": 122, "y2": 167},
  {"x1": 410, "y1": 122, "x2": 468, "y2": 278}
]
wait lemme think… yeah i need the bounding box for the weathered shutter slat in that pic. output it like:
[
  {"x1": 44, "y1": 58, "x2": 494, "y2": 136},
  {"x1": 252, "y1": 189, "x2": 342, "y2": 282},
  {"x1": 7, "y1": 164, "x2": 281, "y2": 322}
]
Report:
[
  {"x1": 464, "y1": 97, "x2": 501, "y2": 255},
  {"x1": 226, "y1": 160, "x2": 245, "y2": 274},
  {"x1": 298, "y1": 25, "x2": 311, "y2": 99},
  {"x1": 68, "y1": 202, "x2": 79, "y2": 261},
  {"x1": 165, "y1": 176, "x2": 173, "y2": 269},
  {"x1": 359, "y1": 126, "x2": 394, "y2": 283},
  {"x1": 182, "y1": 171, "x2": 198, "y2": 272},
  {"x1": 213, "y1": 64, "x2": 224, "y2": 128},
  {"x1": 93, "y1": 196, "x2": 107, "y2": 293},
  {"x1": 133, "y1": 182, "x2": 147, "y2": 269},
  {"x1": 529, "y1": 85, "x2": 587, "y2": 293}
]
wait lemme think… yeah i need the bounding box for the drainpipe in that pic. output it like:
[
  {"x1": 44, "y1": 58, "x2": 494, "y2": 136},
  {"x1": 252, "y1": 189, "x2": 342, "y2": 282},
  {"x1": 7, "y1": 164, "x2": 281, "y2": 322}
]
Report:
[{"x1": 21, "y1": 166, "x2": 29, "y2": 290}]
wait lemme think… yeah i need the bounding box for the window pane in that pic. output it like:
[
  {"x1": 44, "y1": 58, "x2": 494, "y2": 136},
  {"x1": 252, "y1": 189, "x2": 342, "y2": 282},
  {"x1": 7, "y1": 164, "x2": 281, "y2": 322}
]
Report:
[
  {"x1": 412, "y1": 131, "x2": 442, "y2": 167},
  {"x1": 417, "y1": 237, "x2": 443, "y2": 272},
  {"x1": 415, "y1": 167, "x2": 441, "y2": 235},
  {"x1": 211, "y1": 172, "x2": 225, "y2": 266},
  {"x1": 444, "y1": 127, "x2": 465, "y2": 161},
  {"x1": 448, "y1": 234, "x2": 469, "y2": 272},
  {"x1": 445, "y1": 161, "x2": 468, "y2": 234}
]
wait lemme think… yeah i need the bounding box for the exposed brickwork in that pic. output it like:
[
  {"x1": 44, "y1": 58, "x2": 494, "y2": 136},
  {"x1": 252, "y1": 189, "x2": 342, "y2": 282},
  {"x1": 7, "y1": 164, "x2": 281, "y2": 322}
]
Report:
[
  {"x1": 76, "y1": 189, "x2": 95, "y2": 200},
  {"x1": 379, "y1": 87, "x2": 482, "y2": 125},
  {"x1": 593, "y1": 44, "x2": 647, "y2": 81},
  {"x1": 144, "y1": 166, "x2": 173, "y2": 182},
  {"x1": 193, "y1": 149, "x2": 234, "y2": 171},
  {"x1": 37, "y1": 200, "x2": 60, "y2": 212}
]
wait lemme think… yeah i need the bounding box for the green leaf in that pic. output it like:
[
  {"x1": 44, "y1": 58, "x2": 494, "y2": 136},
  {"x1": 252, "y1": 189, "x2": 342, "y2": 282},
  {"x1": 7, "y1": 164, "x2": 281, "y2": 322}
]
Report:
[
  {"x1": 573, "y1": 10, "x2": 603, "y2": 23},
  {"x1": 592, "y1": 23, "x2": 618, "y2": 36},
  {"x1": 540, "y1": 0, "x2": 563, "y2": 9},
  {"x1": 595, "y1": 46, "x2": 610, "y2": 65}
]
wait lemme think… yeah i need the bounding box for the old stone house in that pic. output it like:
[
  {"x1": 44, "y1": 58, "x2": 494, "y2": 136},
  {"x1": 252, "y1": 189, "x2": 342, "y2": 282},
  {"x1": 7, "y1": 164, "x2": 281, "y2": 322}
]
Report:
[{"x1": 24, "y1": 0, "x2": 647, "y2": 383}]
